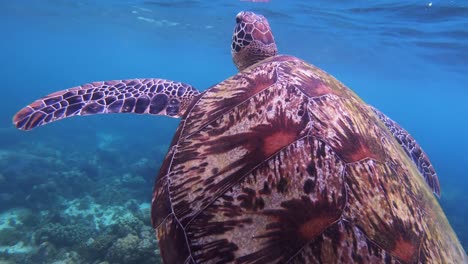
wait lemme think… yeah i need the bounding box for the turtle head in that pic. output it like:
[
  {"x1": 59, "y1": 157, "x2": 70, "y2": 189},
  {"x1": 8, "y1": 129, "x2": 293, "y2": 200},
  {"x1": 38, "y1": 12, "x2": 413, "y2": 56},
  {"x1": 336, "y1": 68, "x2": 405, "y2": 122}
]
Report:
[{"x1": 231, "y1": 11, "x2": 278, "y2": 71}]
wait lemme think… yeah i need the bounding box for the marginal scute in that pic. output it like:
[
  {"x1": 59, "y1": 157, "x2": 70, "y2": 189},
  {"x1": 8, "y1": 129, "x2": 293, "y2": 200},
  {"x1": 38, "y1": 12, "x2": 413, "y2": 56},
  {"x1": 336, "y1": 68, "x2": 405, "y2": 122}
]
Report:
[
  {"x1": 151, "y1": 173, "x2": 172, "y2": 229},
  {"x1": 289, "y1": 221, "x2": 401, "y2": 263},
  {"x1": 156, "y1": 214, "x2": 190, "y2": 264}
]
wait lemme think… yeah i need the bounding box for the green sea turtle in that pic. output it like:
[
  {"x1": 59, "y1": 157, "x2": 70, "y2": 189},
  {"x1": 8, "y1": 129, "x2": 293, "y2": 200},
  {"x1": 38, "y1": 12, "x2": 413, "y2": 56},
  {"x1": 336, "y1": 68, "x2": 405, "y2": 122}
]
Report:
[{"x1": 13, "y1": 11, "x2": 466, "y2": 264}]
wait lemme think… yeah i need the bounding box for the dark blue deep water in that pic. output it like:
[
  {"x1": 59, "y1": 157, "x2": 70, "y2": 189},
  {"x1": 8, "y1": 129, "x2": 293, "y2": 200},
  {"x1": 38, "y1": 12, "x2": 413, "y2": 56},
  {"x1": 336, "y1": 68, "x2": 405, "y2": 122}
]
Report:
[{"x1": 0, "y1": 0, "x2": 467, "y2": 263}]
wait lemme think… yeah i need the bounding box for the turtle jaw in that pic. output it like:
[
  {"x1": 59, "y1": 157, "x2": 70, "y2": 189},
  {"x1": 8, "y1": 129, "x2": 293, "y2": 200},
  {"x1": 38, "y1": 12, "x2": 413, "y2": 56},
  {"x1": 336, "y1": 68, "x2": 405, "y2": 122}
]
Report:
[{"x1": 231, "y1": 11, "x2": 278, "y2": 71}]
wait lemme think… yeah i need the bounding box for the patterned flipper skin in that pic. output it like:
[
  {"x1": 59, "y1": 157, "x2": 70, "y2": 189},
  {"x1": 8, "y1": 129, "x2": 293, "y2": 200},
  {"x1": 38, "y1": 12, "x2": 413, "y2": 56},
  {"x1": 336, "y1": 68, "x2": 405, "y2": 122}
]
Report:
[
  {"x1": 371, "y1": 106, "x2": 441, "y2": 196},
  {"x1": 13, "y1": 79, "x2": 200, "y2": 130}
]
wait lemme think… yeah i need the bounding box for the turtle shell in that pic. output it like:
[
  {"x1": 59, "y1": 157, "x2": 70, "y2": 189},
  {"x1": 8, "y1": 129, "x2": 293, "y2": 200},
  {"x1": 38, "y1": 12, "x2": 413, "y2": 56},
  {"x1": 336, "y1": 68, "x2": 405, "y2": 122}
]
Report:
[{"x1": 151, "y1": 55, "x2": 466, "y2": 264}]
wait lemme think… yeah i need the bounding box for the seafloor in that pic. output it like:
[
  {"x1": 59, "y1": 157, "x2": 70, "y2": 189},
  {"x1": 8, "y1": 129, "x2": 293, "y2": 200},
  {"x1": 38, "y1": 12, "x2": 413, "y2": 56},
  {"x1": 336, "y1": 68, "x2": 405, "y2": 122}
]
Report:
[{"x1": 0, "y1": 131, "x2": 166, "y2": 263}]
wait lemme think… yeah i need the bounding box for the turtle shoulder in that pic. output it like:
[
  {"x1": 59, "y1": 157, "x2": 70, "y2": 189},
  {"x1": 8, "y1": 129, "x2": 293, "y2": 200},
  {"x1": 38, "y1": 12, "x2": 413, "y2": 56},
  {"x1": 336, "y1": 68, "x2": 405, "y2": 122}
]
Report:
[{"x1": 178, "y1": 54, "x2": 297, "y2": 136}]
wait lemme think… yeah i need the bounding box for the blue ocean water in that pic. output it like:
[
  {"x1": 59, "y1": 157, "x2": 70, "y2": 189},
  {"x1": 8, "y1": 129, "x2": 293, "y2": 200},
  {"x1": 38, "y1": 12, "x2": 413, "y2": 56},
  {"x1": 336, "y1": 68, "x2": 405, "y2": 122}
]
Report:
[{"x1": 0, "y1": 0, "x2": 467, "y2": 262}]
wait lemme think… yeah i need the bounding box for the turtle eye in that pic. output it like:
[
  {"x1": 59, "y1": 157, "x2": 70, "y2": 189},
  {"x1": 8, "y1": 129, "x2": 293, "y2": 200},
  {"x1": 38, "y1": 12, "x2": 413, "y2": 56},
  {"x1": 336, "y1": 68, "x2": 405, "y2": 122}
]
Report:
[{"x1": 236, "y1": 16, "x2": 241, "y2": 24}]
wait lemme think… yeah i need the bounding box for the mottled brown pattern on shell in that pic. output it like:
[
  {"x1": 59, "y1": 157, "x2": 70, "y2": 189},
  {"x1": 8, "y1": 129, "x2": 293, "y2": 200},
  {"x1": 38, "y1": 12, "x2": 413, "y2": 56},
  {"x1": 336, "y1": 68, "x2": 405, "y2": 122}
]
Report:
[
  {"x1": 167, "y1": 72, "x2": 309, "y2": 226},
  {"x1": 151, "y1": 131, "x2": 183, "y2": 229},
  {"x1": 156, "y1": 214, "x2": 191, "y2": 264},
  {"x1": 371, "y1": 106, "x2": 440, "y2": 196},
  {"x1": 344, "y1": 159, "x2": 423, "y2": 263},
  {"x1": 180, "y1": 60, "x2": 279, "y2": 137},
  {"x1": 289, "y1": 221, "x2": 400, "y2": 264},
  {"x1": 184, "y1": 257, "x2": 196, "y2": 264},
  {"x1": 151, "y1": 173, "x2": 172, "y2": 229},
  {"x1": 185, "y1": 136, "x2": 346, "y2": 263},
  {"x1": 152, "y1": 56, "x2": 466, "y2": 264},
  {"x1": 307, "y1": 94, "x2": 388, "y2": 163},
  {"x1": 277, "y1": 57, "x2": 363, "y2": 102},
  {"x1": 344, "y1": 157, "x2": 466, "y2": 263}
]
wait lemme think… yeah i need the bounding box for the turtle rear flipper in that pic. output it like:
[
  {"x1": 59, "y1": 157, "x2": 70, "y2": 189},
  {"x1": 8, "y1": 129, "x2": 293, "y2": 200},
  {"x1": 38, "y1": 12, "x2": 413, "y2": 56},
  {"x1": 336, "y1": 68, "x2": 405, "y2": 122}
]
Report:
[
  {"x1": 13, "y1": 79, "x2": 200, "y2": 131},
  {"x1": 371, "y1": 106, "x2": 441, "y2": 196}
]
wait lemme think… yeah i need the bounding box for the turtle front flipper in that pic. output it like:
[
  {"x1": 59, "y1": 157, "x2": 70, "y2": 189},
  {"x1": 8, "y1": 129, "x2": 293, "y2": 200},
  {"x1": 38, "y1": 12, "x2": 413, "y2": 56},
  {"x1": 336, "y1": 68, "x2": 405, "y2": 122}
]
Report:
[
  {"x1": 371, "y1": 106, "x2": 441, "y2": 196},
  {"x1": 13, "y1": 79, "x2": 200, "y2": 131}
]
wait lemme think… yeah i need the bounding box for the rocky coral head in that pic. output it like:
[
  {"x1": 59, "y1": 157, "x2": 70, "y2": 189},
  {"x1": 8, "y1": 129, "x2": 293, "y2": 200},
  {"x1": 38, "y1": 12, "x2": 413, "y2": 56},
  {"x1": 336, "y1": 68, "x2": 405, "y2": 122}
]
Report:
[{"x1": 231, "y1": 11, "x2": 278, "y2": 71}]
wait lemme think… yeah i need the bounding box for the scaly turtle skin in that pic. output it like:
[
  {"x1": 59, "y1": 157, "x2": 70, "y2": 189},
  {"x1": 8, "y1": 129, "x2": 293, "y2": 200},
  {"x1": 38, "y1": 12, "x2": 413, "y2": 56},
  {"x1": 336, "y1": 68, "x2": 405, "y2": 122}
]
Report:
[{"x1": 13, "y1": 11, "x2": 465, "y2": 264}]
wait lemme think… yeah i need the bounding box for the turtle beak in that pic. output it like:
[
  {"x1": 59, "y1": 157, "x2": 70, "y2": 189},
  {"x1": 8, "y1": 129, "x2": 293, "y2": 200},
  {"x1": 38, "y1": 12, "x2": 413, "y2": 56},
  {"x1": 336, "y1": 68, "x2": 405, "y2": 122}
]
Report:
[{"x1": 236, "y1": 12, "x2": 244, "y2": 24}]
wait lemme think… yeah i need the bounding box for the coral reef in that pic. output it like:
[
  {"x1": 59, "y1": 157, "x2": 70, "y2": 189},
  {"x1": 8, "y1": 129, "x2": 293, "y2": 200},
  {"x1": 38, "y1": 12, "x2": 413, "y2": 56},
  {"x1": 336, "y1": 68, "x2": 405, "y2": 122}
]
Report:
[
  {"x1": 0, "y1": 129, "x2": 166, "y2": 263},
  {"x1": 106, "y1": 231, "x2": 159, "y2": 264},
  {"x1": 36, "y1": 223, "x2": 96, "y2": 247},
  {"x1": 0, "y1": 201, "x2": 160, "y2": 263},
  {"x1": 113, "y1": 213, "x2": 144, "y2": 236},
  {"x1": 77, "y1": 230, "x2": 116, "y2": 261},
  {"x1": 105, "y1": 234, "x2": 141, "y2": 263},
  {"x1": 0, "y1": 228, "x2": 23, "y2": 246}
]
